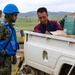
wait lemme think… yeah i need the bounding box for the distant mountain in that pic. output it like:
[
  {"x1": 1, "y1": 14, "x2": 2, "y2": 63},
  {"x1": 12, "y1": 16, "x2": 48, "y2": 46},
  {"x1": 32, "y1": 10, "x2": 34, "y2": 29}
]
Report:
[
  {"x1": 18, "y1": 11, "x2": 37, "y2": 18},
  {"x1": 48, "y1": 11, "x2": 71, "y2": 17},
  {"x1": 18, "y1": 11, "x2": 71, "y2": 18}
]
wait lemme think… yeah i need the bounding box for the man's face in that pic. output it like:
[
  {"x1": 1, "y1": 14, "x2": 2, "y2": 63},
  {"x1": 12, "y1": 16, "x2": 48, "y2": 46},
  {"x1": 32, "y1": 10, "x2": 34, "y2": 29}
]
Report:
[
  {"x1": 12, "y1": 13, "x2": 18, "y2": 23},
  {"x1": 37, "y1": 12, "x2": 48, "y2": 25}
]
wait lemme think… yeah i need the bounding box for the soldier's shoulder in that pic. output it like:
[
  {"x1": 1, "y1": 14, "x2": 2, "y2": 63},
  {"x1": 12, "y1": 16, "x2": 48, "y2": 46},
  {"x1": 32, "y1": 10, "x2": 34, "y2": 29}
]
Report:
[
  {"x1": 0, "y1": 23, "x2": 10, "y2": 40},
  {"x1": 0, "y1": 23, "x2": 6, "y2": 32}
]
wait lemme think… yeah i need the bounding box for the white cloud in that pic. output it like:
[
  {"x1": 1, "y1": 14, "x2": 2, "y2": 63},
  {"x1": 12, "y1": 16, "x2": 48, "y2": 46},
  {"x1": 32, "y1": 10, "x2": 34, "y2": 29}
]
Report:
[{"x1": 0, "y1": 0, "x2": 75, "y2": 13}]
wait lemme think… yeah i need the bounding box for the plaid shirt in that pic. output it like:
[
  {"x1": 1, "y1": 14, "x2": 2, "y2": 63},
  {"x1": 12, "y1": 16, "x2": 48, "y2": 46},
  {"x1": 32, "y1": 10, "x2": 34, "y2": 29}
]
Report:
[{"x1": 34, "y1": 20, "x2": 62, "y2": 33}]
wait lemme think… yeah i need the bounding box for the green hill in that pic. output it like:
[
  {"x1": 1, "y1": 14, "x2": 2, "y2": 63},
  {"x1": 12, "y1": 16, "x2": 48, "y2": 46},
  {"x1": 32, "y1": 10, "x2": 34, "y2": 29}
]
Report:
[{"x1": 18, "y1": 11, "x2": 71, "y2": 18}]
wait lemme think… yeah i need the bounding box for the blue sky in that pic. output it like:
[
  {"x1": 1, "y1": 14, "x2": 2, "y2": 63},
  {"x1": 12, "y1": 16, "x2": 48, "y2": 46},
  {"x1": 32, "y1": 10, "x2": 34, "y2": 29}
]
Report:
[{"x1": 0, "y1": 0, "x2": 75, "y2": 13}]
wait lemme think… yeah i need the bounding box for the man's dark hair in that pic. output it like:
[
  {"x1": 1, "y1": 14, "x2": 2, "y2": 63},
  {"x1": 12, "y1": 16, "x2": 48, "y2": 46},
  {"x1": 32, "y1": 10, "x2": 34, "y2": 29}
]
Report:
[{"x1": 37, "y1": 7, "x2": 48, "y2": 14}]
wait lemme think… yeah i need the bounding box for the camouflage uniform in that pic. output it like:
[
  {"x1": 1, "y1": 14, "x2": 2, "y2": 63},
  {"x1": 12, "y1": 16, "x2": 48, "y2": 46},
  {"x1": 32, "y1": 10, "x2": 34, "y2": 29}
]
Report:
[
  {"x1": 0, "y1": 56, "x2": 11, "y2": 75},
  {"x1": 0, "y1": 24, "x2": 11, "y2": 75},
  {"x1": 0, "y1": 24, "x2": 10, "y2": 40}
]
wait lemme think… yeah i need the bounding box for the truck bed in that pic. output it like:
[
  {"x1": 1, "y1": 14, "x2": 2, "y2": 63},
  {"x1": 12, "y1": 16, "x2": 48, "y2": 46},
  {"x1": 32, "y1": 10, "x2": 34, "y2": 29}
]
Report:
[{"x1": 24, "y1": 31, "x2": 75, "y2": 75}]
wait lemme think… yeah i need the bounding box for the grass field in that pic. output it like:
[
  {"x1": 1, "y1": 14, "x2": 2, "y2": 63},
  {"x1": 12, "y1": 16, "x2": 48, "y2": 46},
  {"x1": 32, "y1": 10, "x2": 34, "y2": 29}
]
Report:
[{"x1": 15, "y1": 18, "x2": 39, "y2": 31}]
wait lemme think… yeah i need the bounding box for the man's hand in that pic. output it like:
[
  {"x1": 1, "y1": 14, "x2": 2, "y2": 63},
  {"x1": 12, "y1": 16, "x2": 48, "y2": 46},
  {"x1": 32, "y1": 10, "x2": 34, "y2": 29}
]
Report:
[
  {"x1": 45, "y1": 31, "x2": 53, "y2": 35},
  {"x1": 45, "y1": 31, "x2": 50, "y2": 34},
  {"x1": 50, "y1": 30, "x2": 67, "y2": 36}
]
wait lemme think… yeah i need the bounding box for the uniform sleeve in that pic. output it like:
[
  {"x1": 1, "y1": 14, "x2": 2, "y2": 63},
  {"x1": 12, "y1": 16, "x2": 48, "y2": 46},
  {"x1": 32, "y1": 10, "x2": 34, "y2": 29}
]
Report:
[
  {"x1": 34, "y1": 24, "x2": 41, "y2": 33},
  {"x1": 34, "y1": 26, "x2": 41, "y2": 33}
]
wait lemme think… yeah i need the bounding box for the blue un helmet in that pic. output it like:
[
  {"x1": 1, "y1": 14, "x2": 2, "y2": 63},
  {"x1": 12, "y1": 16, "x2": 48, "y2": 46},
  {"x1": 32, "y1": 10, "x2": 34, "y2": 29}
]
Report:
[{"x1": 3, "y1": 4, "x2": 19, "y2": 14}]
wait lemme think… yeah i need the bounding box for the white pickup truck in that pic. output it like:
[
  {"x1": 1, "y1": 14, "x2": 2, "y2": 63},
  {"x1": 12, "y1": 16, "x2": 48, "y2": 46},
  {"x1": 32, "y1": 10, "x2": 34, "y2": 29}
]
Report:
[{"x1": 22, "y1": 30, "x2": 75, "y2": 75}]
